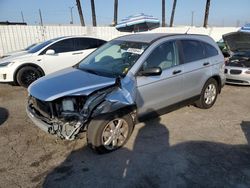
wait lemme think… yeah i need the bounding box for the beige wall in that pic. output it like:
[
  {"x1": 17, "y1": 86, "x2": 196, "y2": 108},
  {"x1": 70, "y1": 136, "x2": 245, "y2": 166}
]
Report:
[{"x1": 0, "y1": 25, "x2": 239, "y2": 57}]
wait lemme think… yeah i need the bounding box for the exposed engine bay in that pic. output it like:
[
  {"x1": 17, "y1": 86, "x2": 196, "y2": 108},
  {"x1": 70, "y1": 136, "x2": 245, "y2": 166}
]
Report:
[
  {"x1": 27, "y1": 77, "x2": 136, "y2": 140},
  {"x1": 226, "y1": 56, "x2": 250, "y2": 68}
]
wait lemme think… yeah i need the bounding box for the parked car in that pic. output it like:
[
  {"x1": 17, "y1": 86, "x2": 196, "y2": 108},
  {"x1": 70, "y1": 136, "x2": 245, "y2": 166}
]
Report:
[
  {"x1": 0, "y1": 36, "x2": 106, "y2": 87},
  {"x1": 1, "y1": 43, "x2": 39, "y2": 59},
  {"x1": 27, "y1": 33, "x2": 225, "y2": 153},
  {"x1": 223, "y1": 32, "x2": 250, "y2": 85}
]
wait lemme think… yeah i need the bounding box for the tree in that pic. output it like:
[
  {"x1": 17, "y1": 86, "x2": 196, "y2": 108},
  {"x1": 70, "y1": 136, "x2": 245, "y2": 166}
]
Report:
[
  {"x1": 203, "y1": 0, "x2": 211, "y2": 28},
  {"x1": 170, "y1": 0, "x2": 177, "y2": 27},
  {"x1": 90, "y1": 0, "x2": 97, "y2": 26},
  {"x1": 113, "y1": 0, "x2": 118, "y2": 26},
  {"x1": 76, "y1": 0, "x2": 85, "y2": 26},
  {"x1": 162, "y1": 0, "x2": 166, "y2": 27}
]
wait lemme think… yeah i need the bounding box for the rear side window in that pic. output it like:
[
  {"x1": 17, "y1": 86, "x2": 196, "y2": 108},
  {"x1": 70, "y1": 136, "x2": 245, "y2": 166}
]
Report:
[
  {"x1": 202, "y1": 42, "x2": 218, "y2": 58},
  {"x1": 181, "y1": 40, "x2": 205, "y2": 63},
  {"x1": 74, "y1": 38, "x2": 106, "y2": 51},
  {"x1": 48, "y1": 39, "x2": 75, "y2": 53}
]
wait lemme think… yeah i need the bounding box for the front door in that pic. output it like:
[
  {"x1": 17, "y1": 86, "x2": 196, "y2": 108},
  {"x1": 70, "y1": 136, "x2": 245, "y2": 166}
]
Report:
[{"x1": 136, "y1": 40, "x2": 184, "y2": 116}]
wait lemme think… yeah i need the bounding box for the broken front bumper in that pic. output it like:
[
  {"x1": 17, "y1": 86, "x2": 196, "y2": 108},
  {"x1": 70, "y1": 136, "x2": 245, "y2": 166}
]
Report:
[{"x1": 26, "y1": 106, "x2": 52, "y2": 133}]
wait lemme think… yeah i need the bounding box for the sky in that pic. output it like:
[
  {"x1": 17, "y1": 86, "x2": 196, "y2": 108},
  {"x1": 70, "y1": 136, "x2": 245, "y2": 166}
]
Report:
[{"x1": 0, "y1": 0, "x2": 249, "y2": 27}]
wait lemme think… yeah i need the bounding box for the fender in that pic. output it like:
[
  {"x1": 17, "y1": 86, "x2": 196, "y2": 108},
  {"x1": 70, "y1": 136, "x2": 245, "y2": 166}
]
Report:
[
  {"x1": 80, "y1": 75, "x2": 138, "y2": 122},
  {"x1": 13, "y1": 63, "x2": 45, "y2": 82}
]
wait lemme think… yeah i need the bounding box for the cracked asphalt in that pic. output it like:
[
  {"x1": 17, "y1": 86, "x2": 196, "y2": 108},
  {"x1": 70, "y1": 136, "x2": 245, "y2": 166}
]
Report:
[{"x1": 0, "y1": 83, "x2": 250, "y2": 188}]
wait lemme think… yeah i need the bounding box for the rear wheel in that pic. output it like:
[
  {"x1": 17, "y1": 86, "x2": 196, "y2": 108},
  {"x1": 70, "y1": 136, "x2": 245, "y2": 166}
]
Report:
[
  {"x1": 16, "y1": 66, "x2": 42, "y2": 88},
  {"x1": 195, "y1": 78, "x2": 218, "y2": 109},
  {"x1": 87, "y1": 113, "x2": 134, "y2": 154}
]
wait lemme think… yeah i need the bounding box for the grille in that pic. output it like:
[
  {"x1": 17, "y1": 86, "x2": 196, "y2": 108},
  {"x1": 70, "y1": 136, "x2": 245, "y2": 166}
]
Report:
[
  {"x1": 224, "y1": 69, "x2": 228, "y2": 74},
  {"x1": 226, "y1": 79, "x2": 248, "y2": 84},
  {"x1": 230, "y1": 69, "x2": 242, "y2": 75}
]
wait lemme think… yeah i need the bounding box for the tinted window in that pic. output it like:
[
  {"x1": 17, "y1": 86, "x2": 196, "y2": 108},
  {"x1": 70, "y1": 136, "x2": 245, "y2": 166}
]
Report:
[
  {"x1": 48, "y1": 39, "x2": 75, "y2": 53},
  {"x1": 202, "y1": 42, "x2": 218, "y2": 58},
  {"x1": 143, "y1": 41, "x2": 179, "y2": 70},
  {"x1": 74, "y1": 38, "x2": 106, "y2": 51},
  {"x1": 181, "y1": 40, "x2": 205, "y2": 63}
]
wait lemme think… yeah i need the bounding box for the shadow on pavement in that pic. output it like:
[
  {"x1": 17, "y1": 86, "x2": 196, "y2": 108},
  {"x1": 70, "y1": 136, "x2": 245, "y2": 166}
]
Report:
[
  {"x1": 42, "y1": 119, "x2": 250, "y2": 188},
  {"x1": 0, "y1": 107, "x2": 8, "y2": 126}
]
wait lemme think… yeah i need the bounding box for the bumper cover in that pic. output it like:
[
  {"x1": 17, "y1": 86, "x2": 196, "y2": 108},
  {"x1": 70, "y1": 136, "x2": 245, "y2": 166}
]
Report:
[{"x1": 26, "y1": 106, "x2": 52, "y2": 133}]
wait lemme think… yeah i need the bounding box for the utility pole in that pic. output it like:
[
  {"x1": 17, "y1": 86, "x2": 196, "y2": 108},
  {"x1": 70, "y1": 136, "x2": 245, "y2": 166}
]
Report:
[
  {"x1": 90, "y1": 0, "x2": 97, "y2": 26},
  {"x1": 162, "y1": 0, "x2": 166, "y2": 27},
  {"x1": 191, "y1": 11, "x2": 194, "y2": 26},
  {"x1": 203, "y1": 0, "x2": 211, "y2": 28},
  {"x1": 69, "y1": 6, "x2": 74, "y2": 24},
  {"x1": 21, "y1": 11, "x2": 25, "y2": 23},
  {"x1": 76, "y1": 0, "x2": 85, "y2": 26},
  {"x1": 113, "y1": 0, "x2": 118, "y2": 26},
  {"x1": 39, "y1": 9, "x2": 43, "y2": 26},
  {"x1": 170, "y1": 0, "x2": 177, "y2": 27}
]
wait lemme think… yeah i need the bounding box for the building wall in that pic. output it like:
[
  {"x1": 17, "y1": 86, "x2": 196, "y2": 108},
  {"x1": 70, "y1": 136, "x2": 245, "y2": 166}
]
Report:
[{"x1": 0, "y1": 25, "x2": 239, "y2": 56}]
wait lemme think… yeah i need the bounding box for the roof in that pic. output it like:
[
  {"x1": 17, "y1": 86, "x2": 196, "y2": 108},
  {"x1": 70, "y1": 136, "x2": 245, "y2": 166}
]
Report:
[
  {"x1": 114, "y1": 33, "x2": 213, "y2": 44},
  {"x1": 114, "y1": 33, "x2": 172, "y2": 43}
]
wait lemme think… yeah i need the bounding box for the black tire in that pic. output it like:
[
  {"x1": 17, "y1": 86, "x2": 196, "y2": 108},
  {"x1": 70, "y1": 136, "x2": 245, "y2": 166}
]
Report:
[
  {"x1": 87, "y1": 113, "x2": 134, "y2": 154},
  {"x1": 16, "y1": 66, "x2": 42, "y2": 88},
  {"x1": 195, "y1": 78, "x2": 218, "y2": 109}
]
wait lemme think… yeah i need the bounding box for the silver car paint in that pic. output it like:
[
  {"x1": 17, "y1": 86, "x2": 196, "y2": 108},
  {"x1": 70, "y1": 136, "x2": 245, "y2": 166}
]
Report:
[
  {"x1": 224, "y1": 66, "x2": 250, "y2": 85},
  {"x1": 27, "y1": 33, "x2": 225, "y2": 140},
  {"x1": 28, "y1": 67, "x2": 116, "y2": 101}
]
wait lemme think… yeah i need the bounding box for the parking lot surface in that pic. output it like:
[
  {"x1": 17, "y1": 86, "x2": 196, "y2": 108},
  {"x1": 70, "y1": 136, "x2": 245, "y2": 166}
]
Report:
[{"x1": 0, "y1": 83, "x2": 249, "y2": 188}]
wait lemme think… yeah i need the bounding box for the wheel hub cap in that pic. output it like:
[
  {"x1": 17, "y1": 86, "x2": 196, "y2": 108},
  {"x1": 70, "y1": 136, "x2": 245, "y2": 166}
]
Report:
[
  {"x1": 102, "y1": 118, "x2": 129, "y2": 150},
  {"x1": 204, "y1": 84, "x2": 216, "y2": 105}
]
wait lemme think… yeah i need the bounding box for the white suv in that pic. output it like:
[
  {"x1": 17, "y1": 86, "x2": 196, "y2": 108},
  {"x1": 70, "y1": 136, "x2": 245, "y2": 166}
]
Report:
[{"x1": 0, "y1": 36, "x2": 106, "y2": 87}]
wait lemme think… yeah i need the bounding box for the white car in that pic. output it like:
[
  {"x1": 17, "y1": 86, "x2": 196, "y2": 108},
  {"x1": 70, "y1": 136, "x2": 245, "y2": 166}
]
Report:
[{"x1": 0, "y1": 36, "x2": 106, "y2": 87}]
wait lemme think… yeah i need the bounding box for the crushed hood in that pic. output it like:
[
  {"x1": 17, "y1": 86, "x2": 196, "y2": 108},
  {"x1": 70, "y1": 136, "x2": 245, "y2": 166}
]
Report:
[
  {"x1": 223, "y1": 32, "x2": 250, "y2": 52},
  {"x1": 28, "y1": 67, "x2": 116, "y2": 101}
]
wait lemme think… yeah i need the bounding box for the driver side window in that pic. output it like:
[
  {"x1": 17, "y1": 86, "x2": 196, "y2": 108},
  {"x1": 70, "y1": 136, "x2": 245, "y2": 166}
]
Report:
[{"x1": 143, "y1": 41, "x2": 179, "y2": 70}]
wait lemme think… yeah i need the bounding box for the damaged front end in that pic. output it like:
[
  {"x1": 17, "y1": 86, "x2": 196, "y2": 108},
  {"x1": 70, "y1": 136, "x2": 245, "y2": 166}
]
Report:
[{"x1": 27, "y1": 76, "x2": 137, "y2": 140}]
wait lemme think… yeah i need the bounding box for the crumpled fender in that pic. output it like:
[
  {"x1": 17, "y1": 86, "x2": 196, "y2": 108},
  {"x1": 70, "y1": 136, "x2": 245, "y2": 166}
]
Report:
[{"x1": 86, "y1": 74, "x2": 137, "y2": 119}]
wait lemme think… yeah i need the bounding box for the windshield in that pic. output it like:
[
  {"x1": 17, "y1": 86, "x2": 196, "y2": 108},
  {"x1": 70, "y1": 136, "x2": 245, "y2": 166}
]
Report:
[
  {"x1": 27, "y1": 37, "x2": 63, "y2": 53},
  {"x1": 78, "y1": 40, "x2": 148, "y2": 77}
]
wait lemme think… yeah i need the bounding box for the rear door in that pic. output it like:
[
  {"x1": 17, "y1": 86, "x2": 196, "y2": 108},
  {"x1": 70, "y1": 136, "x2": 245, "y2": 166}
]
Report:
[
  {"x1": 74, "y1": 38, "x2": 106, "y2": 62},
  {"x1": 136, "y1": 40, "x2": 184, "y2": 116},
  {"x1": 179, "y1": 39, "x2": 212, "y2": 99}
]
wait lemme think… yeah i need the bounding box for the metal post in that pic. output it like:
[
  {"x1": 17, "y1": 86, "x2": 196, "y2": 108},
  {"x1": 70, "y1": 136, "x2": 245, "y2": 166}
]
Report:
[
  {"x1": 191, "y1": 11, "x2": 194, "y2": 26},
  {"x1": 21, "y1": 11, "x2": 25, "y2": 23},
  {"x1": 39, "y1": 9, "x2": 43, "y2": 26},
  {"x1": 69, "y1": 7, "x2": 74, "y2": 24}
]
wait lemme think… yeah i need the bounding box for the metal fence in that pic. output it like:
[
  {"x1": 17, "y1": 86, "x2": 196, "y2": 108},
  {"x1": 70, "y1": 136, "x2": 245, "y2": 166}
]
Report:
[{"x1": 0, "y1": 25, "x2": 238, "y2": 57}]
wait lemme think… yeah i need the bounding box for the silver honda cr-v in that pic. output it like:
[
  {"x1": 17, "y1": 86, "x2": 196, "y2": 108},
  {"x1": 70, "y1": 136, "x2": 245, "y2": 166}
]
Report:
[{"x1": 27, "y1": 33, "x2": 226, "y2": 153}]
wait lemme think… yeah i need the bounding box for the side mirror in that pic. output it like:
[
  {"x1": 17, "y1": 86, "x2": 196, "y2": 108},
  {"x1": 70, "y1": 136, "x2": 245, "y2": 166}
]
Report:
[
  {"x1": 138, "y1": 67, "x2": 162, "y2": 76},
  {"x1": 45, "y1": 49, "x2": 55, "y2": 55}
]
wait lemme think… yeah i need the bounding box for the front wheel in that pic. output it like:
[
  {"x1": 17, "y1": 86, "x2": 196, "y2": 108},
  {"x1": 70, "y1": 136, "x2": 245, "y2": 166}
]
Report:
[
  {"x1": 87, "y1": 113, "x2": 134, "y2": 154},
  {"x1": 195, "y1": 78, "x2": 218, "y2": 109},
  {"x1": 16, "y1": 66, "x2": 42, "y2": 88}
]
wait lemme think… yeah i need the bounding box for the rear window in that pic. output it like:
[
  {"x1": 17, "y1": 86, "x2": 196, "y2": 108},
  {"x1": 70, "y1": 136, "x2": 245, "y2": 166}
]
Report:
[
  {"x1": 181, "y1": 40, "x2": 205, "y2": 63},
  {"x1": 202, "y1": 42, "x2": 218, "y2": 58}
]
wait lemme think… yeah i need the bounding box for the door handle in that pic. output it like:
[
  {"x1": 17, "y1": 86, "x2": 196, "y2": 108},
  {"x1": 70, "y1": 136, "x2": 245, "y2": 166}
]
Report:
[
  {"x1": 203, "y1": 62, "x2": 210, "y2": 66},
  {"x1": 72, "y1": 52, "x2": 83, "y2": 55},
  {"x1": 173, "y1": 70, "x2": 182, "y2": 75}
]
